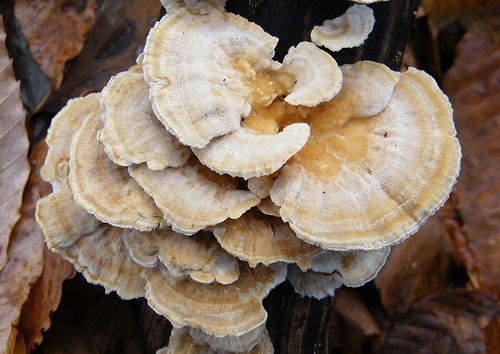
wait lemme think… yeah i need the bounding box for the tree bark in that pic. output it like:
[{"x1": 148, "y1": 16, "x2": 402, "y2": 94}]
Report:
[{"x1": 139, "y1": 0, "x2": 419, "y2": 352}]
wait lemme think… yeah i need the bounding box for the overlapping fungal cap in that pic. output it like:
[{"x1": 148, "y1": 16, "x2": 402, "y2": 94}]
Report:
[
  {"x1": 98, "y1": 70, "x2": 191, "y2": 170},
  {"x1": 270, "y1": 62, "x2": 461, "y2": 251},
  {"x1": 37, "y1": 94, "x2": 102, "y2": 250},
  {"x1": 144, "y1": 262, "x2": 287, "y2": 337},
  {"x1": 123, "y1": 229, "x2": 240, "y2": 284},
  {"x1": 212, "y1": 208, "x2": 324, "y2": 269},
  {"x1": 143, "y1": 8, "x2": 281, "y2": 148},
  {"x1": 128, "y1": 157, "x2": 260, "y2": 235},
  {"x1": 68, "y1": 109, "x2": 163, "y2": 231},
  {"x1": 160, "y1": 326, "x2": 274, "y2": 353},
  {"x1": 192, "y1": 124, "x2": 310, "y2": 179},
  {"x1": 278, "y1": 41, "x2": 342, "y2": 107},
  {"x1": 287, "y1": 247, "x2": 390, "y2": 299},
  {"x1": 311, "y1": 4, "x2": 375, "y2": 52}
]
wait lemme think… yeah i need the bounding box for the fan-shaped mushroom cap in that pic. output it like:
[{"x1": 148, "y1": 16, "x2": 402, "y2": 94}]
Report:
[
  {"x1": 287, "y1": 247, "x2": 389, "y2": 299},
  {"x1": 213, "y1": 208, "x2": 323, "y2": 269},
  {"x1": 37, "y1": 93, "x2": 102, "y2": 250},
  {"x1": 326, "y1": 61, "x2": 400, "y2": 122},
  {"x1": 279, "y1": 41, "x2": 342, "y2": 107},
  {"x1": 61, "y1": 224, "x2": 146, "y2": 299},
  {"x1": 36, "y1": 163, "x2": 101, "y2": 251},
  {"x1": 310, "y1": 247, "x2": 390, "y2": 285},
  {"x1": 270, "y1": 63, "x2": 461, "y2": 250},
  {"x1": 143, "y1": 9, "x2": 280, "y2": 148},
  {"x1": 193, "y1": 124, "x2": 310, "y2": 179},
  {"x1": 287, "y1": 265, "x2": 344, "y2": 300},
  {"x1": 123, "y1": 229, "x2": 240, "y2": 284},
  {"x1": 311, "y1": 4, "x2": 375, "y2": 52},
  {"x1": 41, "y1": 93, "x2": 100, "y2": 184},
  {"x1": 68, "y1": 110, "x2": 163, "y2": 231},
  {"x1": 98, "y1": 70, "x2": 191, "y2": 170},
  {"x1": 144, "y1": 262, "x2": 287, "y2": 336},
  {"x1": 161, "y1": 326, "x2": 273, "y2": 353},
  {"x1": 128, "y1": 157, "x2": 260, "y2": 235}
]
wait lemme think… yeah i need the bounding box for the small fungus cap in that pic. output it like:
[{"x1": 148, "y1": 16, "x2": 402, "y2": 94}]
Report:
[
  {"x1": 279, "y1": 41, "x2": 343, "y2": 107},
  {"x1": 144, "y1": 262, "x2": 287, "y2": 337},
  {"x1": 287, "y1": 247, "x2": 389, "y2": 299},
  {"x1": 162, "y1": 326, "x2": 273, "y2": 353},
  {"x1": 193, "y1": 124, "x2": 310, "y2": 179},
  {"x1": 270, "y1": 63, "x2": 461, "y2": 250},
  {"x1": 123, "y1": 229, "x2": 240, "y2": 284},
  {"x1": 212, "y1": 208, "x2": 324, "y2": 269},
  {"x1": 68, "y1": 110, "x2": 163, "y2": 231},
  {"x1": 98, "y1": 70, "x2": 191, "y2": 170},
  {"x1": 311, "y1": 4, "x2": 375, "y2": 52},
  {"x1": 41, "y1": 93, "x2": 100, "y2": 184},
  {"x1": 143, "y1": 9, "x2": 280, "y2": 148},
  {"x1": 128, "y1": 157, "x2": 260, "y2": 235}
]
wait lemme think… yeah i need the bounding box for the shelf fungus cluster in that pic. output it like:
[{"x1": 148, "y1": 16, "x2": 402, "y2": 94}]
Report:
[{"x1": 36, "y1": 1, "x2": 461, "y2": 353}]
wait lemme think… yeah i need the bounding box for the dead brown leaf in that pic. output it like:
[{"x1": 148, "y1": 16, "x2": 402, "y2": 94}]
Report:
[
  {"x1": 0, "y1": 136, "x2": 51, "y2": 353},
  {"x1": 483, "y1": 316, "x2": 500, "y2": 354},
  {"x1": 43, "y1": 0, "x2": 162, "y2": 113},
  {"x1": 383, "y1": 289, "x2": 499, "y2": 353},
  {"x1": 421, "y1": 0, "x2": 500, "y2": 40},
  {"x1": 440, "y1": 30, "x2": 500, "y2": 299},
  {"x1": 0, "y1": 15, "x2": 30, "y2": 273},
  {"x1": 14, "y1": 0, "x2": 97, "y2": 91},
  {"x1": 375, "y1": 214, "x2": 462, "y2": 320},
  {"x1": 17, "y1": 244, "x2": 75, "y2": 352}
]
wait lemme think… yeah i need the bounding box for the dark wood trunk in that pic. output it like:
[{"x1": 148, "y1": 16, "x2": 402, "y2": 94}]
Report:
[{"x1": 139, "y1": 0, "x2": 419, "y2": 352}]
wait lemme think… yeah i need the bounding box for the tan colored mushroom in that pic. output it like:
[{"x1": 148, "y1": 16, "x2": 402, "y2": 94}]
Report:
[
  {"x1": 36, "y1": 163, "x2": 101, "y2": 251},
  {"x1": 68, "y1": 110, "x2": 164, "y2": 231},
  {"x1": 160, "y1": 325, "x2": 274, "y2": 353},
  {"x1": 98, "y1": 70, "x2": 191, "y2": 170},
  {"x1": 143, "y1": 262, "x2": 286, "y2": 337},
  {"x1": 128, "y1": 157, "x2": 260, "y2": 235},
  {"x1": 41, "y1": 93, "x2": 100, "y2": 184},
  {"x1": 61, "y1": 224, "x2": 146, "y2": 299},
  {"x1": 278, "y1": 41, "x2": 342, "y2": 107},
  {"x1": 311, "y1": 4, "x2": 375, "y2": 52},
  {"x1": 193, "y1": 124, "x2": 310, "y2": 179},
  {"x1": 123, "y1": 229, "x2": 240, "y2": 284},
  {"x1": 287, "y1": 247, "x2": 390, "y2": 299},
  {"x1": 143, "y1": 8, "x2": 281, "y2": 148},
  {"x1": 212, "y1": 208, "x2": 324, "y2": 269},
  {"x1": 37, "y1": 93, "x2": 102, "y2": 251},
  {"x1": 270, "y1": 62, "x2": 461, "y2": 250}
]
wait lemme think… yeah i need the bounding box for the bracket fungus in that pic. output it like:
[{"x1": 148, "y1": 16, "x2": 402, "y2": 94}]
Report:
[
  {"x1": 311, "y1": 4, "x2": 376, "y2": 52},
  {"x1": 287, "y1": 247, "x2": 390, "y2": 299},
  {"x1": 35, "y1": 1, "x2": 461, "y2": 352}
]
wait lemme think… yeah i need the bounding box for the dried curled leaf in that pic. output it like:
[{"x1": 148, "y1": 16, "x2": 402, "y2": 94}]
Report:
[
  {"x1": 14, "y1": 0, "x2": 97, "y2": 90},
  {"x1": 0, "y1": 16, "x2": 30, "y2": 271},
  {"x1": 0, "y1": 140, "x2": 48, "y2": 354}
]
